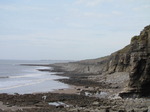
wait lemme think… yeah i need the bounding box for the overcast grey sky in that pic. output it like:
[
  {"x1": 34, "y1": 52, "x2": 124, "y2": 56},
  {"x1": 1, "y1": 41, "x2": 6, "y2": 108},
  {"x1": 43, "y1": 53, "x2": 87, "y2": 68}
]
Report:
[{"x1": 0, "y1": 0, "x2": 150, "y2": 60}]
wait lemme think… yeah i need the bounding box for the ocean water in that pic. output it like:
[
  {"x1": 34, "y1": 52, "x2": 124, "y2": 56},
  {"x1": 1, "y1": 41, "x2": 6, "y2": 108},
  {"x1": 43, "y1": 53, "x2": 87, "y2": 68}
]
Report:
[{"x1": 0, "y1": 60, "x2": 69, "y2": 94}]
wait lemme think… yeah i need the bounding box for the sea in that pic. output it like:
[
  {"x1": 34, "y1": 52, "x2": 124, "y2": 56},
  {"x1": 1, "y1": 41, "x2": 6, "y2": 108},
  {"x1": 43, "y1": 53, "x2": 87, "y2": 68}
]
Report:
[{"x1": 0, "y1": 60, "x2": 69, "y2": 94}]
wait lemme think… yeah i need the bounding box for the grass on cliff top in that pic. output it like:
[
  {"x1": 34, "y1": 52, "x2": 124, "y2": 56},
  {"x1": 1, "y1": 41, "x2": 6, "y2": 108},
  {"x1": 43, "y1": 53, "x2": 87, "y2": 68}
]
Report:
[
  {"x1": 118, "y1": 45, "x2": 130, "y2": 53},
  {"x1": 131, "y1": 34, "x2": 147, "y2": 43},
  {"x1": 131, "y1": 36, "x2": 139, "y2": 42},
  {"x1": 131, "y1": 36, "x2": 144, "y2": 42},
  {"x1": 131, "y1": 25, "x2": 150, "y2": 42}
]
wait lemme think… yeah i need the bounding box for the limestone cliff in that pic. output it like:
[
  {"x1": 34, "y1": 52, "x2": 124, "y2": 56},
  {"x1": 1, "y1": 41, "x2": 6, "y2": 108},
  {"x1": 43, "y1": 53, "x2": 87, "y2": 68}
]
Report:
[
  {"x1": 120, "y1": 25, "x2": 150, "y2": 97},
  {"x1": 54, "y1": 25, "x2": 150, "y2": 97}
]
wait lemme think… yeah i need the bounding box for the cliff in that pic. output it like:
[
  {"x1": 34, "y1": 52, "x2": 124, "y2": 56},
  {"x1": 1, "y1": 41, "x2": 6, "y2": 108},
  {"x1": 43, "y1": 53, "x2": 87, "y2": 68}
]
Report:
[
  {"x1": 54, "y1": 25, "x2": 150, "y2": 97},
  {"x1": 120, "y1": 25, "x2": 150, "y2": 97}
]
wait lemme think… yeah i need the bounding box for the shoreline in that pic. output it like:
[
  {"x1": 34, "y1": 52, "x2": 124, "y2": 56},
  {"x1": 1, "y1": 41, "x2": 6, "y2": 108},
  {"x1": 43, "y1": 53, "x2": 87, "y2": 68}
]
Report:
[
  {"x1": 0, "y1": 64, "x2": 150, "y2": 112},
  {"x1": 0, "y1": 65, "x2": 69, "y2": 95}
]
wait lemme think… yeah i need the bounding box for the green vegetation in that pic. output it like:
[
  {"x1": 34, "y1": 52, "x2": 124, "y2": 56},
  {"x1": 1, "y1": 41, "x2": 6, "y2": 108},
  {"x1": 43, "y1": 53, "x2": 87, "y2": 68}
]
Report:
[
  {"x1": 118, "y1": 45, "x2": 130, "y2": 53},
  {"x1": 131, "y1": 35, "x2": 147, "y2": 43},
  {"x1": 131, "y1": 36, "x2": 139, "y2": 42}
]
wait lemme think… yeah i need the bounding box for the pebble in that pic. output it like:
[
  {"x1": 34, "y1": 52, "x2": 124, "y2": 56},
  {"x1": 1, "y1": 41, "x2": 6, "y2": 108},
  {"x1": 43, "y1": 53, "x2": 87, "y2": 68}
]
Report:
[{"x1": 92, "y1": 101, "x2": 99, "y2": 106}]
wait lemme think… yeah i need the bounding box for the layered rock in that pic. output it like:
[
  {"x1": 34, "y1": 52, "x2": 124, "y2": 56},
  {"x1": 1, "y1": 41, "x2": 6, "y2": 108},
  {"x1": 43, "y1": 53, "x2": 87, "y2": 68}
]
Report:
[
  {"x1": 54, "y1": 25, "x2": 150, "y2": 97},
  {"x1": 120, "y1": 25, "x2": 150, "y2": 97}
]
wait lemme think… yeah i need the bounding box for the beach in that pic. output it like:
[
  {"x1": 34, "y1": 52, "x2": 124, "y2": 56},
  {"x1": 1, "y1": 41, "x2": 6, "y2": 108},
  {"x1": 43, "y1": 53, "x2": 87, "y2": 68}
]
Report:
[{"x1": 0, "y1": 64, "x2": 150, "y2": 112}]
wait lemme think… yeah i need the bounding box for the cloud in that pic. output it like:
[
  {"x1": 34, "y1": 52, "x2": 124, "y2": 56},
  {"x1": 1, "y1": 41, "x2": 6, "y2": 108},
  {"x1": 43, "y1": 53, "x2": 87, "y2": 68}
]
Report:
[
  {"x1": 133, "y1": 4, "x2": 150, "y2": 11},
  {"x1": 0, "y1": 5, "x2": 17, "y2": 11},
  {"x1": 83, "y1": 11, "x2": 122, "y2": 20},
  {"x1": 67, "y1": 23, "x2": 84, "y2": 28},
  {"x1": 75, "y1": 0, "x2": 105, "y2": 7},
  {"x1": 0, "y1": 4, "x2": 45, "y2": 11},
  {"x1": 112, "y1": 11, "x2": 122, "y2": 16},
  {"x1": 83, "y1": 12, "x2": 109, "y2": 18}
]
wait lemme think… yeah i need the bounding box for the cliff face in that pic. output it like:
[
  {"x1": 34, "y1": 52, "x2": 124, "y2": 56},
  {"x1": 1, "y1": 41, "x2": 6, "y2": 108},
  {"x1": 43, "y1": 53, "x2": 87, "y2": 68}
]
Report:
[
  {"x1": 120, "y1": 25, "x2": 150, "y2": 97},
  {"x1": 102, "y1": 25, "x2": 150, "y2": 97},
  {"x1": 54, "y1": 25, "x2": 150, "y2": 97}
]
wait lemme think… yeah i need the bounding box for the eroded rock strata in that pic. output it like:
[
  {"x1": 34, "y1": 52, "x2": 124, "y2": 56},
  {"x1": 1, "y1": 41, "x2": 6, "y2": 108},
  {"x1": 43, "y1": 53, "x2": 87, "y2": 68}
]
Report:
[
  {"x1": 120, "y1": 25, "x2": 150, "y2": 97},
  {"x1": 54, "y1": 25, "x2": 150, "y2": 97}
]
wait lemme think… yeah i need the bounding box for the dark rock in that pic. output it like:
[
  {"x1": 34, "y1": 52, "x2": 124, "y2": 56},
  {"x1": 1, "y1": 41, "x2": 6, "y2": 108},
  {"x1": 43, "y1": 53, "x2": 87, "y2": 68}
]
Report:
[
  {"x1": 105, "y1": 109, "x2": 110, "y2": 112},
  {"x1": 56, "y1": 105, "x2": 64, "y2": 108},
  {"x1": 118, "y1": 110, "x2": 125, "y2": 112},
  {"x1": 85, "y1": 86, "x2": 89, "y2": 88},
  {"x1": 119, "y1": 25, "x2": 150, "y2": 97}
]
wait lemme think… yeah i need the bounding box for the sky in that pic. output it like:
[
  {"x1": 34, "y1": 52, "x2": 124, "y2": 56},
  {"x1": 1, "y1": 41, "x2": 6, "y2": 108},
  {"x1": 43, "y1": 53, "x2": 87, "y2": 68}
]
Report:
[{"x1": 0, "y1": 0, "x2": 150, "y2": 60}]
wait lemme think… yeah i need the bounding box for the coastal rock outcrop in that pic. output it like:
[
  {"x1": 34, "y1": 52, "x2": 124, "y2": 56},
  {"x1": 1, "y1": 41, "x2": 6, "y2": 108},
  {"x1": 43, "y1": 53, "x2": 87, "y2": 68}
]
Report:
[
  {"x1": 54, "y1": 25, "x2": 150, "y2": 97},
  {"x1": 120, "y1": 25, "x2": 150, "y2": 97}
]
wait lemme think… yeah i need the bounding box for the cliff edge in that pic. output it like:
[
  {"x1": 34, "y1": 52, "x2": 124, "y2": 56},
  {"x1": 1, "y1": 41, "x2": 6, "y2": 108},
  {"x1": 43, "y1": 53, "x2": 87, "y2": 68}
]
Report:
[{"x1": 54, "y1": 25, "x2": 150, "y2": 97}]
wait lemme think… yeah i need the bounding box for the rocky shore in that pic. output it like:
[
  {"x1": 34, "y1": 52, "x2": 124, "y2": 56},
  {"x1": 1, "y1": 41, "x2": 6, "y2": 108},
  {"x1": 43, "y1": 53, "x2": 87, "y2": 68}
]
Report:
[
  {"x1": 52, "y1": 25, "x2": 150, "y2": 97},
  {"x1": 0, "y1": 69, "x2": 150, "y2": 112},
  {"x1": 0, "y1": 92, "x2": 150, "y2": 112},
  {"x1": 0, "y1": 25, "x2": 150, "y2": 112},
  {"x1": 0, "y1": 66, "x2": 149, "y2": 112}
]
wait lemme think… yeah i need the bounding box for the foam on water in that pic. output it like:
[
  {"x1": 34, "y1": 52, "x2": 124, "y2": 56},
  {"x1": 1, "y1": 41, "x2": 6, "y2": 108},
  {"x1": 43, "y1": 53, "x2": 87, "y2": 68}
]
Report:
[{"x1": 0, "y1": 60, "x2": 69, "y2": 94}]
